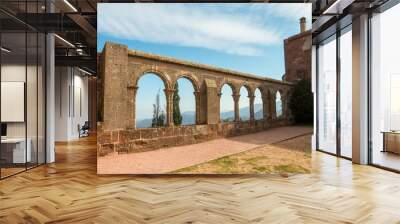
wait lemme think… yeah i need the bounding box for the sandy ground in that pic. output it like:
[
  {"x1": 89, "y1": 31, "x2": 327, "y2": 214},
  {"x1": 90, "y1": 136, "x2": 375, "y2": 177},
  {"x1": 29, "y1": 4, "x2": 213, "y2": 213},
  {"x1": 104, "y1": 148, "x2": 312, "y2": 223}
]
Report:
[
  {"x1": 97, "y1": 125, "x2": 312, "y2": 174},
  {"x1": 175, "y1": 134, "x2": 311, "y2": 175}
]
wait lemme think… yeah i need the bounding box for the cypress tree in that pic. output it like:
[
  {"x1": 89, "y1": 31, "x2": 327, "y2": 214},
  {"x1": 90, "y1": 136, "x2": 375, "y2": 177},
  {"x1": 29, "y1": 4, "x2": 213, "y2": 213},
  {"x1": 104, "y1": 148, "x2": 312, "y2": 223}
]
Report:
[
  {"x1": 158, "y1": 110, "x2": 166, "y2": 127},
  {"x1": 173, "y1": 82, "x2": 182, "y2": 125}
]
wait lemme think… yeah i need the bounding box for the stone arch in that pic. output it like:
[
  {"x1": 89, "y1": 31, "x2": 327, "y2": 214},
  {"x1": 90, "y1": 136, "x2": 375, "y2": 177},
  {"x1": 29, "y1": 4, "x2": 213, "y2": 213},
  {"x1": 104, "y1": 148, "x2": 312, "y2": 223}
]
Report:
[
  {"x1": 173, "y1": 73, "x2": 200, "y2": 125},
  {"x1": 174, "y1": 72, "x2": 200, "y2": 92},
  {"x1": 134, "y1": 72, "x2": 168, "y2": 128},
  {"x1": 264, "y1": 87, "x2": 277, "y2": 120},
  {"x1": 133, "y1": 68, "x2": 172, "y2": 90},
  {"x1": 275, "y1": 89, "x2": 283, "y2": 119},
  {"x1": 240, "y1": 83, "x2": 254, "y2": 97},
  {"x1": 256, "y1": 85, "x2": 268, "y2": 97},
  {"x1": 238, "y1": 85, "x2": 251, "y2": 121},
  {"x1": 253, "y1": 87, "x2": 264, "y2": 120},
  {"x1": 219, "y1": 83, "x2": 236, "y2": 122},
  {"x1": 218, "y1": 81, "x2": 238, "y2": 95}
]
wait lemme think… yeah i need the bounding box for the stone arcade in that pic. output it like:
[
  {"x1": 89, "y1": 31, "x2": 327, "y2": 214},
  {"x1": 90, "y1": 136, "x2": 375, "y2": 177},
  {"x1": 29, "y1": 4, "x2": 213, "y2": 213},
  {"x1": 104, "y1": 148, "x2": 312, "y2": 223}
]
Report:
[{"x1": 98, "y1": 42, "x2": 294, "y2": 155}]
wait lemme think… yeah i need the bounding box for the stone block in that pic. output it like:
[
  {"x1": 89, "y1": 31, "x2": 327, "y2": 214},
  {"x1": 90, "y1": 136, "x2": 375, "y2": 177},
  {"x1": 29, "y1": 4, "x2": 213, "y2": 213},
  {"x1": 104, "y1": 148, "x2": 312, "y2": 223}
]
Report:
[
  {"x1": 140, "y1": 129, "x2": 153, "y2": 139},
  {"x1": 98, "y1": 143, "x2": 114, "y2": 157}
]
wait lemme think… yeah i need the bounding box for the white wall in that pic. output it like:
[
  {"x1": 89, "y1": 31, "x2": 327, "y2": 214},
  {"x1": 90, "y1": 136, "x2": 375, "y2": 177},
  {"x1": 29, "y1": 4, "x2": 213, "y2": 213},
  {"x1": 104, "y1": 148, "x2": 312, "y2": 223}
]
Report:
[
  {"x1": 1, "y1": 65, "x2": 36, "y2": 137},
  {"x1": 55, "y1": 67, "x2": 89, "y2": 141},
  {"x1": 1, "y1": 63, "x2": 46, "y2": 164}
]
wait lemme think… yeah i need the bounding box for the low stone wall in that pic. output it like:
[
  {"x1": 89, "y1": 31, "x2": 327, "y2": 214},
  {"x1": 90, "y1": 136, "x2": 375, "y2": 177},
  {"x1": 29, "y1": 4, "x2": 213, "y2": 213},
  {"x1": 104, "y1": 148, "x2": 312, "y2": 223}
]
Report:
[{"x1": 97, "y1": 119, "x2": 291, "y2": 156}]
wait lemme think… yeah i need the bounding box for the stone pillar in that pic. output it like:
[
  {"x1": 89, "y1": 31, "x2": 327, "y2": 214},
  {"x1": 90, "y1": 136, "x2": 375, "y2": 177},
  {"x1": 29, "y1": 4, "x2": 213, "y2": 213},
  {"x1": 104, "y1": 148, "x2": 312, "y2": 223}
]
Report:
[
  {"x1": 217, "y1": 92, "x2": 222, "y2": 122},
  {"x1": 284, "y1": 90, "x2": 291, "y2": 119},
  {"x1": 204, "y1": 79, "x2": 219, "y2": 124},
  {"x1": 194, "y1": 90, "x2": 201, "y2": 124},
  {"x1": 281, "y1": 92, "x2": 286, "y2": 119},
  {"x1": 102, "y1": 43, "x2": 129, "y2": 131},
  {"x1": 262, "y1": 94, "x2": 269, "y2": 121},
  {"x1": 128, "y1": 85, "x2": 138, "y2": 128},
  {"x1": 233, "y1": 94, "x2": 240, "y2": 122},
  {"x1": 164, "y1": 88, "x2": 175, "y2": 127},
  {"x1": 270, "y1": 93, "x2": 277, "y2": 120},
  {"x1": 249, "y1": 93, "x2": 255, "y2": 121}
]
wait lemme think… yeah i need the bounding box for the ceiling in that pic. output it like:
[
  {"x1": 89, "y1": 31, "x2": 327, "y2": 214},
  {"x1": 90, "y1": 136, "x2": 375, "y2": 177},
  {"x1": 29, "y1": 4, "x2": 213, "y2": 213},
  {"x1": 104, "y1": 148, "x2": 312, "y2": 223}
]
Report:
[{"x1": 0, "y1": 0, "x2": 99, "y2": 74}]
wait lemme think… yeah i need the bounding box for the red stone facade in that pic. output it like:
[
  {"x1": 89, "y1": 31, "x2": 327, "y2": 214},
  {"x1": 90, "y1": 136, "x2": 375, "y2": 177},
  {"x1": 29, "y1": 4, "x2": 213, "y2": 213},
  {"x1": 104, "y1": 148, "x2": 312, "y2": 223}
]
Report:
[{"x1": 283, "y1": 30, "x2": 312, "y2": 82}]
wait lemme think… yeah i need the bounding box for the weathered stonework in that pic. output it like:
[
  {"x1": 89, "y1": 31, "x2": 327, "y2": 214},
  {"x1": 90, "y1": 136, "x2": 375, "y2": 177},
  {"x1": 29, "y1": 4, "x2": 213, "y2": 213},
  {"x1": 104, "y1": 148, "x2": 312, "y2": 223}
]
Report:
[
  {"x1": 283, "y1": 30, "x2": 312, "y2": 82},
  {"x1": 98, "y1": 42, "x2": 294, "y2": 155},
  {"x1": 98, "y1": 119, "x2": 291, "y2": 156}
]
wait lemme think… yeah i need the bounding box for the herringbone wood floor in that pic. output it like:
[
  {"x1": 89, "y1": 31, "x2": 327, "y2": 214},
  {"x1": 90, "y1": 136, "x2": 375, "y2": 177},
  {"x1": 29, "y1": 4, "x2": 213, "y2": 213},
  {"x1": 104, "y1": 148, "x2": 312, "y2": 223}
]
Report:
[{"x1": 1, "y1": 135, "x2": 400, "y2": 223}]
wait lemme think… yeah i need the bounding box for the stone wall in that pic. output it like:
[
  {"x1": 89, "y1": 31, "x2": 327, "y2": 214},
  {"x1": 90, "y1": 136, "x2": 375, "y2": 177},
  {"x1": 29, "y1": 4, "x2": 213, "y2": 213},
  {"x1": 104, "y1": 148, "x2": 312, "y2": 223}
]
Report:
[
  {"x1": 99, "y1": 42, "x2": 294, "y2": 129},
  {"x1": 283, "y1": 30, "x2": 312, "y2": 82},
  {"x1": 98, "y1": 42, "x2": 295, "y2": 156},
  {"x1": 98, "y1": 119, "x2": 291, "y2": 156}
]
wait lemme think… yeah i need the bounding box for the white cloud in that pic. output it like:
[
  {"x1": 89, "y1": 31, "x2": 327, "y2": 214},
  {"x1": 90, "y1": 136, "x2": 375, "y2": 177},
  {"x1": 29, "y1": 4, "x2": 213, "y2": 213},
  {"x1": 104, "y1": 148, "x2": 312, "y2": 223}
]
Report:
[
  {"x1": 98, "y1": 4, "x2": 310, "y2": 56},
  {"x1": 256, "y1": 3, "x2": 311, "y2": 21}
]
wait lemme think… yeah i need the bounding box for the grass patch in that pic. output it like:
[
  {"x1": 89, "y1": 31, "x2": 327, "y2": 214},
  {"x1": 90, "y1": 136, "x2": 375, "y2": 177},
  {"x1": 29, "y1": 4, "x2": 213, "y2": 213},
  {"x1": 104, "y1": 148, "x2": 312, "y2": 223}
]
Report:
[
  {"x1": 209, "y1": 156, "x2": 238, "y2": 167},
  {"x1": 245, "y1": 156, "x2": 267, "y2": 166},
  {"x1": 173, "y1": 134, "x2": 312, "y2": 175},
  {"x1": 252, "y1": 166, "x2": 269, "y2": 173},
  {"x1": 274, "y1": 164, "x2": 309, "y2": 173}
]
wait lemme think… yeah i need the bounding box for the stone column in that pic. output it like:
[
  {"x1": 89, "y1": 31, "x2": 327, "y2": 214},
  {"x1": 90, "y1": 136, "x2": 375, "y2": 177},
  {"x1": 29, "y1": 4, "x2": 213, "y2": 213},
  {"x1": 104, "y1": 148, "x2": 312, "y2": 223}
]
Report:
[
  {"x1": 262, "y1": 94, "x2": 269, "y2": 121},
  {"x1": 164, "y1": 88, "x2": 175, "y2": 127},
  {"x1": 128, "y1": 85, "x2": 138, "y2": 128},
  {"x1": 249, "y1": 93, "x2": 255, "y2": 121},
  {"x1": 270, "y1": 93, "x2": 277, "y2": 120},
  {"x1": 194, "y1": 90, "x2": 201, "y2": 124},
  {"x1": 217, "y1": 92, "x2": 222, "y2": 122},
  {"x1": 281, "y1": 92, "x2": 286, "y2": 119},
  {"x1": 283, "y1": 91, "x2": 291, "y2": 119},
  {"x1": 233, "y1": 94, "x2": 240, "y2": 122},
  {"x1": 204, "y1": 79, "x2": 219, "y2": 124}
]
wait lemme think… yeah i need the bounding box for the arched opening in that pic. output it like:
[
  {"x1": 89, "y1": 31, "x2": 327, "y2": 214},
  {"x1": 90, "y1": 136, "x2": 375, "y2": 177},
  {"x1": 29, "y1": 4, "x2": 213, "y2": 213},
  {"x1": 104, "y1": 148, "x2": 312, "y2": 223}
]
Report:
[
  {"x1": 136, "y1": 73, "x2": 167, "y2": 128},
  {"x1": 276, "y1": 91, "x2": 283, "y2": 118},
  {"x1": 254, "y1": 88, "x2": 263, "y2": 120},
  {"x1": 174, "y1": 77, "x2": 196, "y2": 125},
  {"x1": 220, "y1": 84, "x2": 235, "y2": 122},
  {"x1": 239, "y1": 86, "x2": 250, "y2": 121}
]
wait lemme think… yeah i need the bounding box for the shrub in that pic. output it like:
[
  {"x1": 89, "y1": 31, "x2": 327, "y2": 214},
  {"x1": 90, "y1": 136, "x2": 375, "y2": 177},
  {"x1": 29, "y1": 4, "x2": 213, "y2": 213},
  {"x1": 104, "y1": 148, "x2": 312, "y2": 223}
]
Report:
[{"x1": 289, "y1": 79, "x2": 313, "y2": 124}]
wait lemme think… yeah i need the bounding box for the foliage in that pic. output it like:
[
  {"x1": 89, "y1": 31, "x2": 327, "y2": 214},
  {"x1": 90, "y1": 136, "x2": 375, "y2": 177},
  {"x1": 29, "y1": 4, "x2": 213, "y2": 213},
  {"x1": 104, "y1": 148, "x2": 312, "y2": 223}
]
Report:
[
  {"x1": 151, "y1": 89, "x2": 165, "y2": 127},
  {"x1": 173, "y1": 83, "x2": 182, "y2": 125},
  {"x1": 289, "y1": 79, "x2": 313, "y2": 124}
]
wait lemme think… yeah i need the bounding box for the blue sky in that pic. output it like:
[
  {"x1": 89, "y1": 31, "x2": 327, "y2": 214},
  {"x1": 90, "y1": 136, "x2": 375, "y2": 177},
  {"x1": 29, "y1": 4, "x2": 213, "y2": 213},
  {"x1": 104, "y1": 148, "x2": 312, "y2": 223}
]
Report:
[{"x1": 98, "y1": 4, "x2": 311, "y2": 121}]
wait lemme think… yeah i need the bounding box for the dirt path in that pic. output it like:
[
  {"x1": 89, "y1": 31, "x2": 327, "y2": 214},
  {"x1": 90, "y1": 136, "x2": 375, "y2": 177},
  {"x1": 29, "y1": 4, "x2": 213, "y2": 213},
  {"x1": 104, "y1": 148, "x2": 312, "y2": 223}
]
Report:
[{"x1": 97, "y1": 126, "x2": 312, "y2": 174}]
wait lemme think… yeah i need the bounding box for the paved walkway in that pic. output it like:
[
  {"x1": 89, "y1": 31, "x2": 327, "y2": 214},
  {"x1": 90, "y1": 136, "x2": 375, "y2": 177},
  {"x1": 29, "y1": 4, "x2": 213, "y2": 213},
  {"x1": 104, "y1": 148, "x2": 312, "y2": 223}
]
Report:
[{"x1": 97, "y1": 126, "x2": 312, "y2": 174}]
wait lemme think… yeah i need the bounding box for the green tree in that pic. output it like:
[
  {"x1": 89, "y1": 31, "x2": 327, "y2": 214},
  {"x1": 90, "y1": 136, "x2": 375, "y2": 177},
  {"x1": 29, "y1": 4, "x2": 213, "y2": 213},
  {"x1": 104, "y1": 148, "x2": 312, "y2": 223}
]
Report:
[
  {"x1": 151, "y1": 89, "x2": 165, "y2": 127},
  {"x1": 289, "y1": 79, "x2": 313, "y2": 124},
  {"x1": 158, "y1": 110, "x2": 165, "y2": 127},
  {"x1": 173, "y1": 82, "x2": 182, "y2": 125}
]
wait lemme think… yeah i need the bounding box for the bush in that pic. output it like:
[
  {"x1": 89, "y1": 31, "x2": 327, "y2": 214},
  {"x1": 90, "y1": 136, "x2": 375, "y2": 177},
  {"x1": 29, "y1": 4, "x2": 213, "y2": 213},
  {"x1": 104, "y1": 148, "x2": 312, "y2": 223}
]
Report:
[{"x1": 289, "y1": 79, "x2": 313, "y2": 124}]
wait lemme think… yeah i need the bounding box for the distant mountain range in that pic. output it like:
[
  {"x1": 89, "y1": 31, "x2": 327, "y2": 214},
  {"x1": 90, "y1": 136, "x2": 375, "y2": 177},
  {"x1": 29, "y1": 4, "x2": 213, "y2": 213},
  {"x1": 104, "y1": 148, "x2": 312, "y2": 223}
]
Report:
[
  {"x1": 136, "y1": 103, "x2": 281, "y2": 128},
  {"x1": 136, "y1": 111, "x2": 196, "y2": 128}
]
